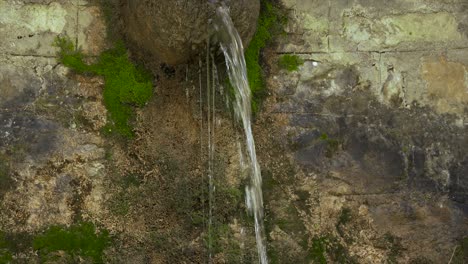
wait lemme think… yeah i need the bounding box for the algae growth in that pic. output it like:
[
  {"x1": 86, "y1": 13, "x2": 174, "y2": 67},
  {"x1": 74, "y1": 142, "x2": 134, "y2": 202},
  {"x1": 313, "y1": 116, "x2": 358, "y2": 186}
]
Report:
[
  {"x1": 33, "y1": 222, "x2": 110, "y2": 263},
  {"x1": 278, "y1": 54, "x2": 304, "y2": 72},
  {"x1": 54, "y1": 36, "x2": 153, "y2": 137},
  {"x1": 0, "y1": 232, "x2": 13, "y2": 264},
  {"x1": 245, "y1": 0, "x2": 286, "y2": 112}
]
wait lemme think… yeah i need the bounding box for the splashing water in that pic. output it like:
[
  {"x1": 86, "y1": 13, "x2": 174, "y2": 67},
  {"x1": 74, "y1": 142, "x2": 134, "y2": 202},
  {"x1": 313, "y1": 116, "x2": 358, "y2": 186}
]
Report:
[{"x1": 214, "y1": 5, "x2": 268, "y2": 264}]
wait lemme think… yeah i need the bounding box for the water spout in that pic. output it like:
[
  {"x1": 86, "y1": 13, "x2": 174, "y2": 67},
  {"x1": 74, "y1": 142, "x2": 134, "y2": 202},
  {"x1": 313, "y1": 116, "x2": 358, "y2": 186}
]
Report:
[{"x1": 214, "y1": 5, "x2": 268, "y2": 264}]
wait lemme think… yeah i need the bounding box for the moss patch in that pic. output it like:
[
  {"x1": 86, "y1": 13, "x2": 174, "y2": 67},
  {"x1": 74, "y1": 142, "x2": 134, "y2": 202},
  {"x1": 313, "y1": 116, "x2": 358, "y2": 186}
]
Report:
[
  {"x1": 450, "y1": 237, "x2": 468, "y2": 264},
  {"x1": 310, "y1": 236, "x2": 327, "y2": 264},
  {"x1": 0, "y1": 232, "x2": 13, "y2": 264},
  {"x1": 278, "y1": 54, "x2": 304, "y2": 72},
  {"x1": 0, "y1": 156, "x2": 12, "y2": 198},
  {"x1": 320, "y1": 133, "x2": 341, "y2": 158},
  {"x1": 336, "y1": 207, "x2": 352, "y2": 239},
  {"x1": 308, "y1": 235, "x2": 357, "y2": 264},
  {"x1": 375, "y1": 232, "x2": 404, "y2": 263},
  {"x1": 54, "y1": 36, "x2": 153, "y2": 137},
  {"x1": 245, "y1": 0, "x2": 286, "y2": 113},
  {"x1": 33, "y1": 222, "x2": 110, "y2": 263}
]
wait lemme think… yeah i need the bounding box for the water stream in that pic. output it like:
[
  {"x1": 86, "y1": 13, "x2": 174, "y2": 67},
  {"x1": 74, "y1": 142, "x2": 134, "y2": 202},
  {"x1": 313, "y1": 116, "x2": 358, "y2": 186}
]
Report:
[{"x1": 214, "y1": 5, "x2": 268, "y2": 264}]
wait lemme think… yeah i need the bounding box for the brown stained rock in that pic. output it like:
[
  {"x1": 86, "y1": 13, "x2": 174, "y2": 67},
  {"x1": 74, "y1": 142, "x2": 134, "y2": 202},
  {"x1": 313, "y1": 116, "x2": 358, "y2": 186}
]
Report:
[
  {"x1": 122, "y1": 0, "x2": 260, "y2": 65},
  {"x1": 1, "y1": 129, "x2": 106, "y2": 233},
  {"x1": 78, "y1": 5, "x2": 109, "y2": 56},
  {"x1": 421, "y1": 56, "x2": 468, "y2": 115}
]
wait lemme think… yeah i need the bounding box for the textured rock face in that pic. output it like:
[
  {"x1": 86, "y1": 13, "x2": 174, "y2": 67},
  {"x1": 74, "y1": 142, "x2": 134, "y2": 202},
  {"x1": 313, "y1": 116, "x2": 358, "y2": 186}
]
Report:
[
  {"x1": 122, "y1": 0, "x2": 260, "y2": 65},
  {"x1": 1, "y1": 0, "x2": 468, "y2": 263},
  {"x1": 254, "y1": 0, "x2": 468, "y2": 262}
]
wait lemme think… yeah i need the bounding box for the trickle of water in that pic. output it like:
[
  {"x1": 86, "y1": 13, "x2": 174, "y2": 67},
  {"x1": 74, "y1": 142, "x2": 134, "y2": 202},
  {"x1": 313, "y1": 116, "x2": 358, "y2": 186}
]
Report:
[{"x1": 214, "y1": 5, "x2": 268, "y2": 264}]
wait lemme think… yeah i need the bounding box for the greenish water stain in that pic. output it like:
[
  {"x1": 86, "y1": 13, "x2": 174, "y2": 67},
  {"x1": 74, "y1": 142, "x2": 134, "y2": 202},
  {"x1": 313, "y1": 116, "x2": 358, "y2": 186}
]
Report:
[{"x1": 54, "y1": 36, "x2": 153, "y2": 138}]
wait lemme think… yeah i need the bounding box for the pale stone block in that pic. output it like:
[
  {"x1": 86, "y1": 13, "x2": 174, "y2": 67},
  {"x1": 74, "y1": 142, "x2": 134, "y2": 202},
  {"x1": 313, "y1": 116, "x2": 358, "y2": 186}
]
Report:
[
  {"x1": 0, "y1": 0, "x2": 78, "y2": 56},
  {"x1": 380, "y1": 51, "x2": 468, "y2": 116},
  {"x1": 329, "y1": 0, "x2": 468, "y2": 52}
]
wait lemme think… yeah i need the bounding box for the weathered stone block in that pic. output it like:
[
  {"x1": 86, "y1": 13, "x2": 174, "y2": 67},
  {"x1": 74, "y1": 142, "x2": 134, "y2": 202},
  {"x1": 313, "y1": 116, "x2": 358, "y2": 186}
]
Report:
[
  {"x1": 420, "y1": 55, "x2": 468, "y2": 115},
  {"x1": 77, "y1": 5, "x2": 108, "y2": 55},
  {"x1": 277, "y1": 1, "x2": 329, "y2": 53},
  {"x1": 378, "y1": 50, "x2": 468, "y2": 116},
  {"x1": 323, "y1": 0, "x2": 468, "y2": 52},
  {"x1": 335, "y1": 11, "x2": 465, "y2": 52},
  {"x1": 292, "y1": 52, "x2": 380, "y2": 99},
  {"x1": 0, "y1": 1, "x2": 78, "y2": 56},
  {"x1": 0, "y1": 56, "x2": 56, "y2": 108},
  {"x1": 378, "y1": 52, "x2": 427, "y2": 106}
]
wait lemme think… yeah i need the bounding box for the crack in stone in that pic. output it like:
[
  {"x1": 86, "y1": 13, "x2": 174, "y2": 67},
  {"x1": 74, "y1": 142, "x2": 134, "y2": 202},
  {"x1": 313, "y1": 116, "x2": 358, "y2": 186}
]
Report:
[
  {"x1": 1, "y1": 53, "x2": 57, "y2": 58},
  {"x1": 275, "y1": 46, "x2": 468, "y2": 55}
]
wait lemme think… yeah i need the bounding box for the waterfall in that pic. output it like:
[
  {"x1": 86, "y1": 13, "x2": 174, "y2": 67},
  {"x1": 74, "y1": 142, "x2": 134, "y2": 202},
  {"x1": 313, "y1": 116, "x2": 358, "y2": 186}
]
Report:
[{"x1": 213, "y1": 5, "x2": 268, "y2": 264}]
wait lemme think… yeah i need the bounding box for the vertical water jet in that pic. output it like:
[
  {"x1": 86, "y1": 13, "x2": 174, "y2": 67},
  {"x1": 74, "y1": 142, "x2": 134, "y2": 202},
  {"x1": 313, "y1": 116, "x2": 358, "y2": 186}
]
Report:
[{"x1": 214, "y1": 5, "x2": 268, "y2": 264}]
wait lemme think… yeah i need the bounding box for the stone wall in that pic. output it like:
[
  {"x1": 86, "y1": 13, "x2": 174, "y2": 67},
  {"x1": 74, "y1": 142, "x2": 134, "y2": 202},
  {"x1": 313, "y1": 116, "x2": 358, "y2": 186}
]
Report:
[
  {"x1": 0, "y1": 0, "x2": 108, "y2": 232},
  {"x1": 254, "y1": 0, "x2": 468, "y2": 262},
  {"x1": 0, "y1": 1, "x2": 254, "y2": 262},
  {"x1": 279, "y1": 0, "x2": 468, "y2": 116},
  {"x1": 0, "y1": 0, "x2": 467, "y2": 262}
]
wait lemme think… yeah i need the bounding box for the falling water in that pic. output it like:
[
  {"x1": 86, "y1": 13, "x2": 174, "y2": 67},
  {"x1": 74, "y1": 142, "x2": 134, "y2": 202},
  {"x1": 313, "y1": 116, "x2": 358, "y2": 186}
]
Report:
[{"x1": 214, "y1": 5, "x2": 268, "y2": 264}]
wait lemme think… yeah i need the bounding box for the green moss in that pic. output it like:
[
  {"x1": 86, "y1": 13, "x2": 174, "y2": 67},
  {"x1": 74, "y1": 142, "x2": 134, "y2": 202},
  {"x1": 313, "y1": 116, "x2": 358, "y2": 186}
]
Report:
[
  {"x1": 204, "y1": 222, "x2": 241, "y2": 261},
  {"x1": 382, "y1": 233, "x2": 404, "y2": 263},
  {"x1": 109, "y1": 194, "x2": 130, "y2": 216},
  {"x1": 105, "y1": 148, "x2": 113, "y2": 161},
  {"x1": 338, "y1": 208, "x2": 352, "y2": 226},
  {"x1": 121, "y1": 174, "x2": 141, "y2": 189},
  {"x1": 308, "y1": 235, "x2": 357, "y2": 264},
  {"x1": 0, "y1": 233, "x2": 13, "y2": 264},
  {"x1": 33, "y1": 222, "x2": 110, "y2": 263},
  {"x1": 0, "y1": 156, "x2": 12, "y2": 199},
  {"x1": 278, "y1": 54, "x2": 304, "y2": 71},
  {"x1": 319, "y1": 133, "x2": 328, "y2": 141},
  {"x1": 336, "y1": 207, "x2": 352, "y2": 240},
  {"x1": 320, "y1": 133, "x2": 341, "y2": 158},
  {"x1": 0, "y1": 252, "x2": 12, "y2": 264},
  {"x1": 0, "y1": 231, "x2": 34, "y2": 263},
  {"x1": 245, "y1": 0, "x2": 286, "y2": 113},
  {"x1": 54, "y1": 36, "x2": 153, "y2": 138},
  {"x1": 275, "y1": 205, "x2": 307, "y2": 235},
  {"x1": 268, "y1": 248, "x2": 280, "y2": 264},
  {"x1": 451, "y1": 237, "x2": 468, "y2": 264},
  {"x1": 0, "y1": 233, "x2": 8, "y2": 250},
  {"x1": 310, "y1": 236, "x2": 327, "y2": 264}
]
